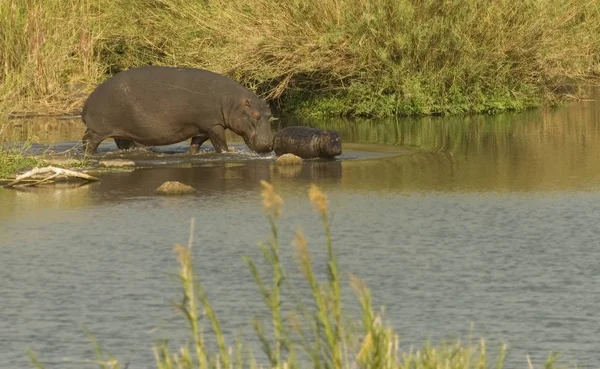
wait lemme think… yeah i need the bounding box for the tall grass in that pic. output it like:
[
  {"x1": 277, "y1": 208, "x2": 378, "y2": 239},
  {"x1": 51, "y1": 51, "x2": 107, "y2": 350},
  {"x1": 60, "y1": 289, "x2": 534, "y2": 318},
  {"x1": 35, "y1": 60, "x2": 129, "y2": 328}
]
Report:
[
  {"x1": 29, "y1": 181, "x2": 569, "y2": 369},
  {"x1": 1, "y1": 0, "x2": 600, "y2": 118},
  {"x1": 173, "y1": 0, "x2": 600, "y2": 117},
  {"x1": 0, "y1": 0, "x2": 99, "y2": 114}
]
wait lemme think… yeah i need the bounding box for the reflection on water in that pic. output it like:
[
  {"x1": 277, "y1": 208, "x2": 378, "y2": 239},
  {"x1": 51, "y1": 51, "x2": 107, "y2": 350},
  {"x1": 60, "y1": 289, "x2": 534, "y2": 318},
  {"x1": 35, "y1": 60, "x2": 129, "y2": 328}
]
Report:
[
  {"x1": 281, "y1": 96, "x2": 600, "y2": 153},
  {"x1": 3, "y1": 91, "x2": 600, "y2": 193},
  {"x1": 279, "y1": 97, "x2": 600, "y2": 192},
  {"x1": 2, "y1": 92, "x2": 600, "y2": 369},
  {"x1": 1, "y1": 117, "x2": 85, "y2": 143},
  {"x1": 1, "y1": 117, "x2": 249, "y2": 153},
  {"x1": 9, "y1": 184, "x2": 91, "y2": 212}
]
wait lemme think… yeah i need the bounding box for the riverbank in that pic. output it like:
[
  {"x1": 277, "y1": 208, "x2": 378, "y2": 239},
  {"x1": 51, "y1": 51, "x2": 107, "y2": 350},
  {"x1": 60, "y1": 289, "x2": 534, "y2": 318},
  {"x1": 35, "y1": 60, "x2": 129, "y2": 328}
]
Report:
[{"x1": 1, "y1": 0, "x2": 599, "y2": 118}]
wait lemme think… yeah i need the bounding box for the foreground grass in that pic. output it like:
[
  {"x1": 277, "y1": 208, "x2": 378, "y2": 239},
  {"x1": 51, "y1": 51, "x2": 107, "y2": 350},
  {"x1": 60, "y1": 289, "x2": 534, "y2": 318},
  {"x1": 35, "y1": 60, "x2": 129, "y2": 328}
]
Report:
[
  {"x1": 27, "y1": 182, "x2": 568, "y2": 369},
  {"x1": 1, "y1": 0, "x2": 599, "y2": 118}
]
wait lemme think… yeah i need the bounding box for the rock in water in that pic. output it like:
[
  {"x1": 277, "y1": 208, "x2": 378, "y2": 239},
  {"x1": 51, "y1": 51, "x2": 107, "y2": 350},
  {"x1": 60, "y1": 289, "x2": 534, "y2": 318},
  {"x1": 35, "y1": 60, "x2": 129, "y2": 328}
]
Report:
[
  {"x1": 156, "y1": 181, "x2": 196, "y2": 195},
  {"x1": 273, "y1": 126, "x2": 342, "y2": 159},
  {"x1": 275, "y1": 153, "x2": 303, "y2": 166}
]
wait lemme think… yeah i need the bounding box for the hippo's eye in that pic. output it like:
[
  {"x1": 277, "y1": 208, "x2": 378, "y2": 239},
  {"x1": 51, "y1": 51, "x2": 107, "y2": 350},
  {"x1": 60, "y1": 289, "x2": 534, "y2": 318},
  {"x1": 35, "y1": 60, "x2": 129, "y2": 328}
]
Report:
[{"x1": 252, "y1": 111, "x2": 260, "y2": 121}]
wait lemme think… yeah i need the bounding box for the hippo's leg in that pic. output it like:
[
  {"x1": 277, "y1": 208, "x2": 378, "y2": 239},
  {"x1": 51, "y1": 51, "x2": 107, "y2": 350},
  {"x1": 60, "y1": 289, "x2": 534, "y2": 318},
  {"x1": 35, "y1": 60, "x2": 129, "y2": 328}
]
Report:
[
  {"x1": 207, "y1": 126, "x2": 229, "y2": 153},
  {"x1": 82, "y1": 128, "x2": 104, "y2": 155},
  {"x1": 114, "y1": 138, "x2": 136, "y2": 150},
  {"x1": 189, "y1": 134, "x2": 210, "y2": 154}
]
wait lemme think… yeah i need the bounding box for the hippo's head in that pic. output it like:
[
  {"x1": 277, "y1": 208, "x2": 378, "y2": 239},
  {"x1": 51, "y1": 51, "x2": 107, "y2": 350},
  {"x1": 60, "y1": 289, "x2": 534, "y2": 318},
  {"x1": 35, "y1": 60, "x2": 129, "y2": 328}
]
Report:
[
  {"x1": 229, "y1": 96, "x2": 274, "y2": 154},
  {"x1": 318, "y1": 130, "x2": 342, "y2": 157}
]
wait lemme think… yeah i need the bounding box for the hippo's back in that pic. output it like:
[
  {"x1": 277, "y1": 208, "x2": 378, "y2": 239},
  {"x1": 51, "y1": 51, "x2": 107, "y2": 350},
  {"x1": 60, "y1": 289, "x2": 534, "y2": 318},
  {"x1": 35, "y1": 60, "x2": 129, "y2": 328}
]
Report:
[
  {"x1": 83, "y1": 66, "x2": 244, "y2": 113},
  {"x1": 81, "y1": 66, "x2": 249, "y2": 140}
]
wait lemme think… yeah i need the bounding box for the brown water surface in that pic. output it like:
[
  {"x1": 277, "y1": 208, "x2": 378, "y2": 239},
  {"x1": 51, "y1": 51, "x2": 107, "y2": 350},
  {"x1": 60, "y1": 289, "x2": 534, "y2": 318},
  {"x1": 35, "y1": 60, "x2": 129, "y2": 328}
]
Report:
[{"x1": 1, "y1": 93, "x2": 600, "y2": 369}]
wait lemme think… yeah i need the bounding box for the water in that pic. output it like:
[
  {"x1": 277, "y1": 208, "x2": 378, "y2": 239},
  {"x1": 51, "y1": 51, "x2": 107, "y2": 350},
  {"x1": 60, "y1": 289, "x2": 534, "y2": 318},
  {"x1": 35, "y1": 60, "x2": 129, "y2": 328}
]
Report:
[{"x1": 2, "y1": 94, "x2": 600, "y2": 369}]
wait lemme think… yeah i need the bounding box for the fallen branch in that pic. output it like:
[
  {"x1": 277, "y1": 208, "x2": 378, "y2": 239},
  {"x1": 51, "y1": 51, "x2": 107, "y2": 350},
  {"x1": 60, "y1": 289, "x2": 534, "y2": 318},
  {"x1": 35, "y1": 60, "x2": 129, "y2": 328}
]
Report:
[{"x1": 4, "y1": 166, "x2": 99, "y2": 188}]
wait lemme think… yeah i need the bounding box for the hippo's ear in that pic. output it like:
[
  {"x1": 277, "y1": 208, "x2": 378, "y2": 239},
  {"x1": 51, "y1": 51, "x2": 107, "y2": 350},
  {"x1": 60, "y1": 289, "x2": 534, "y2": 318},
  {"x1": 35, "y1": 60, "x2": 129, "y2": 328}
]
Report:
[{"x1": 244, "y1": 99, "x2": 252, "y2": 108}]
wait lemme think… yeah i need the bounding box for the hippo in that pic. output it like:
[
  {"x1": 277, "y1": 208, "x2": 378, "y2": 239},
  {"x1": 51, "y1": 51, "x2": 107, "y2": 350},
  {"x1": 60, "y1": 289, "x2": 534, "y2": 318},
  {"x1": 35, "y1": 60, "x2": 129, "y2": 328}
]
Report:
[
  {"x1": 273, "y1": 126, "x2": 342, "y2": 159},
  {"x1": 80, "y1": 66, "x2": 274, "y2": 155}
]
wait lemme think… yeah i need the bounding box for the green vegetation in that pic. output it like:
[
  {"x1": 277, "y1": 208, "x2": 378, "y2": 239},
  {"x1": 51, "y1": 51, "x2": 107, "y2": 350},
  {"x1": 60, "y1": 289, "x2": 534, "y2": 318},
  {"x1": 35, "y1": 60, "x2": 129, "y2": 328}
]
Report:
[
  {"x1": 0, "y1": 150, "x2": 44, "y2": 178},
  {"x1": 1, "y1": 0, "x2": 599, "y2": 118},
  {"x1": 0, "y1": 119, "x2": 31, "y2": 178},
  {"x1": 27, "y1": 182, "x2": 568, "y2": 369},
  {"x1": 0, "y1": 115, "x2": 91, "y2": 178},
  {"x1": 0, "y1": 123, "x2": 86, "y2": 179},
  {"x1": 0, "y1": 119, "x2": 40, "y2": 178},
  {"x1": 0, "y1": 148, "x2": 90, "y2": 178}
]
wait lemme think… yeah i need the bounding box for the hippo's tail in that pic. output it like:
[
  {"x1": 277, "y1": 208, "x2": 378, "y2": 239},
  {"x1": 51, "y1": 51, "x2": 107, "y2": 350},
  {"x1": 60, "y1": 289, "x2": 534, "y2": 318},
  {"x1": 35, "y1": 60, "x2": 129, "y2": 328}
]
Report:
[{"x1": 80, "y1": 96, "x2": 92, "y2": 126}]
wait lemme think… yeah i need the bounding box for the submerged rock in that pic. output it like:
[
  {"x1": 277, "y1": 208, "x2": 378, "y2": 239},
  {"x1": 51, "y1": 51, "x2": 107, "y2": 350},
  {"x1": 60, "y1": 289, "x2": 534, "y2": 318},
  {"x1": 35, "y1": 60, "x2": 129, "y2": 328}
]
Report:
[
  {"x1": 273, "y1": 164, "x2": 302, "y2": 178},
  {"x1": 156, "y1": 181, "x2": 196, "y2": 195},
  {"x1": 99, "y1": 159, "x2": 136, "y2": 168},
  {"x1": 275, "y1": 153, "x2": 303, "y2": 166}
]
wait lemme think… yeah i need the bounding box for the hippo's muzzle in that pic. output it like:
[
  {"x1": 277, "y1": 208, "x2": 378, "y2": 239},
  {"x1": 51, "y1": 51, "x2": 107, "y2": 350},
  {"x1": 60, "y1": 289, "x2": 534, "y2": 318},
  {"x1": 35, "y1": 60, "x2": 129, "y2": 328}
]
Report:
[{"x1": 244, "y1": 133, "x2": 273, "y2": 154}]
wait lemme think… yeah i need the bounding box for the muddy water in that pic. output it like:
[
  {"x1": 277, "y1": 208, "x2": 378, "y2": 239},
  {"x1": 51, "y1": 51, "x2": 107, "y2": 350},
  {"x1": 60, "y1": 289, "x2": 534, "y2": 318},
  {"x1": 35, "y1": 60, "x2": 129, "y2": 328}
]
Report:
[{"x1": 2, "y1": 95, "x2": 600, "y2": 369}]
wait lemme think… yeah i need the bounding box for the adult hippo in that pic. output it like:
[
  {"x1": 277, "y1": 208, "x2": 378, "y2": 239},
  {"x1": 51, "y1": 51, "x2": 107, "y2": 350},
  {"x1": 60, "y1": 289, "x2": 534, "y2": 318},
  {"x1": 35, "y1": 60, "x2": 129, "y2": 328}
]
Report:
[
  {"x1": 273, "y1": 126, "x2": 342, "y2": 159},
  {"x1": 81, "y1": 66, "x2": 274, "y2": 155}
]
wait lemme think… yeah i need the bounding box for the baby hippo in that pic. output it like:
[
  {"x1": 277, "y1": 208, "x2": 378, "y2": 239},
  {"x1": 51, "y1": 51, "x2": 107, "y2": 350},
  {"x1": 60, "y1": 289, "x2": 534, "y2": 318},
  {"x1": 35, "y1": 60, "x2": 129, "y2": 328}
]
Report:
[{"x1": 273, "y1": 126, "x2": 342, "y2": 159}]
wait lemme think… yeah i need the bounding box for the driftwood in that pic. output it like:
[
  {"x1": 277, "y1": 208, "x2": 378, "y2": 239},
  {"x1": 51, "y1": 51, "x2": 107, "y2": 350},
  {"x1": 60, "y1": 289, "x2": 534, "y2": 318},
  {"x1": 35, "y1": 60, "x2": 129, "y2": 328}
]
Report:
[{"x1": 3, "y1": 166, "x2": 99, "y2": 188}]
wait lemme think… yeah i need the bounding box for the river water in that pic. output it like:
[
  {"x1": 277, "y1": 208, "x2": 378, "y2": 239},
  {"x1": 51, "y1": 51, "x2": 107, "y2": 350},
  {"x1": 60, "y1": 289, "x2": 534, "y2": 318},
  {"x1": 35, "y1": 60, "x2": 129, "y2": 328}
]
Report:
[{"x1": 1, "y1": 94, "x2": 600, "y2": 369}]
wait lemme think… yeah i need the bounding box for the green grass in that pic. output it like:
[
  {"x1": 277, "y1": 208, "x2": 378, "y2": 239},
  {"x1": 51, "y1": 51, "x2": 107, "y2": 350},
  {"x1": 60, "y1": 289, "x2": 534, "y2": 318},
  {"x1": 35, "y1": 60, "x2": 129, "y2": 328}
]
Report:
[
  {"x1": 0, "y1": 124, "x2": 88, "y2": 179},
  {"x1": 1, "y1": 0, "x2": 599, "y2": 117},
  {"x1": 0, "y1": 150, "x2": 44, "y2": 179},
  {"x1": 0, "y1": 119, "x2": 42, "y2": 178},
  {"x1": 0, "y1": 148, "x2": 89, "y2": 179},
  {"x1": 0, "y1": 114, "x2": 91, "y2": 178},
  {"x1": 26, "y1": 182, "x2": 570, "y2": 369}
]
